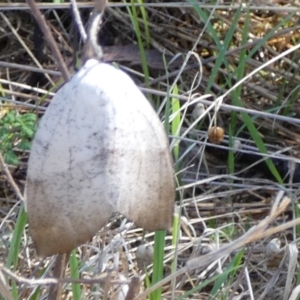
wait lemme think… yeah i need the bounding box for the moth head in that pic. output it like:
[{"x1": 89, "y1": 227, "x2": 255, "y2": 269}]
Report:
[{"x1": 83, "y1": 0, "x2": 107, "y2": 62}]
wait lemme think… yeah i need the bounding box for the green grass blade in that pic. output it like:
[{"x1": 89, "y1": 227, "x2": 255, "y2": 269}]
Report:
[
  {"x1": 178, "y1": 265, "x2": 242, "y2": 300},
  {"x1": 6, "y1": 205, "x2": 27, "y2": 268},
  {"x1": 29, "y1": 288, "x2": 41, "y2": 300},
  {"x1": 5, "y1": 205, "x2": 27, "y2": 300},
  {"x1": 189, "y1": 1, "x2": 242, "y2": 93},
  {"x1": 70, "y1": 250, "x2": 81, "y2": 300},
  {"x1": 242, "y1": 112, "x2": 282, "y2": 182},
  {"x1": 162, "y1": 53, "x2": 171, "y2": 134},
  {"x1": 11, "y1": 281, "x2": 17, "y2": 300},
  {"x1": 171, "y1": 84, "x2": 180, "y2": 161},
  {"x1": 137, "y1": 0, "x2": 150, "y2": 47},
  {"x1": 228, "y1": 7, "x2": 250, "y2": 175},
  {"x1": 150, "y1": 230, "x2": 166, "y2": 300},
  {"x1": 211, "y1": 248, "x2": 244, "y2": 296},
  {"x1": 128, "y1": 0, "x2": 150, "y2": 87}
]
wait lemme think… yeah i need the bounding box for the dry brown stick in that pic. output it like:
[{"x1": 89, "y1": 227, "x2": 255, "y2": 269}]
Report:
[
  {"x1": 0, "y1": 270, "x2": 14, "y2": 300},
  {"x1": 0, "y1": 153, "x2": 24, "y2": 202},
  {"x1": 125, "y1": 276, "x2": 141, "y2": 300},
  {"x1": 47, "y1": 253, "x2": 70, "y2": 300},
  {"x1": 1, "y1": 265, "x2": 129, "y2": 285},
  {"x1": 26, "y1": 0, "x2": 70, "y2": 81},
  {"x1": 24, "y1": 2, "x2": 70, "y2": 299}
]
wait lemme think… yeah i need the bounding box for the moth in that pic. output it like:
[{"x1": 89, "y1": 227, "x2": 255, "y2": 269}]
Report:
[{"x1": 25, "y1": 7, "x2": 175, "y2": 257}]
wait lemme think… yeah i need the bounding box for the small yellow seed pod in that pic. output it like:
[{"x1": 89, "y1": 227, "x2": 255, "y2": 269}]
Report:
[{"x1": 207, "y1": 126, "x2": 224, "y2": 144}]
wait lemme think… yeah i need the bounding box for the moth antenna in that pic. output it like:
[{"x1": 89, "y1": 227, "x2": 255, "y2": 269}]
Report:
[{"x1": 83, "y1": 0, "x2": 107, "y2": 61}]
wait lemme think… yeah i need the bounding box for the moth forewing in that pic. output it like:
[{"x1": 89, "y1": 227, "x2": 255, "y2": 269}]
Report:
[
  {"x1": 76, "y1": 60, "x2": 175, "y2": 230},
  {"x1": 101, "y1": 76, "x2": 175, "y2": 231},
  {"x1": 26, "y1": 61, "x2": 116, "y2": 256}
]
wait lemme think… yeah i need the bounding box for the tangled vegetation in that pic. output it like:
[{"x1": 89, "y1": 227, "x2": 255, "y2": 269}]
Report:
[{"x1": 1, "y1": 0, "x2": 300, "y2": 299}]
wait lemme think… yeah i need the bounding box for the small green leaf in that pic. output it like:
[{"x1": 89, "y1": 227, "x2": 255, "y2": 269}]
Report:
[
  {"x1": 21, "y1": 125, "x2": 34, "y2": 138},
  {"x1": 6, "y1": 111, "x2": 16, "y2": 123},
  {"x1": 4, "y1": 151, "x2": 19, "y2": 165},
  {"x1": 20, "y1": 113, "x2": 37, "y2": 123},
  {"x1": 18, "y1": 140, "x2": 32, "y2": 150}
]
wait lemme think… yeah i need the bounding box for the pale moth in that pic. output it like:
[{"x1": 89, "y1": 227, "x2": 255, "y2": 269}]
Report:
[{"x1": 25, "y1": 7, "x2": 175, "y2": 257}]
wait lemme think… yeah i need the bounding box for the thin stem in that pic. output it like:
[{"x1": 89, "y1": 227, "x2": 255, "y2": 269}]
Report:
[{"x1": 26, "y1": 0, "x2": 70, "y2": 81}]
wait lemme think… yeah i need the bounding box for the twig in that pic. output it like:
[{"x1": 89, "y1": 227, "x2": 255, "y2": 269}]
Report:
[
  {"x1": 26, "y1": 0, "x2": 70, "y2": 81},
  {"x1": 0, "y1": 264, "x2": 129, "y2": 286},
  {"x1": 47, "y1": 253, "x2": 70, "y2": 300},
  {"x1": 0, "y1": 61, "x2": 61, "y2": 76},
  {"x1": 125, "y1": 276, "x2": 141, "y2": 300},
  {"x1": 0, "y1": 152, "x2": 24, "y2": 202},
  {"x1": 1, "y1": 2, "x2": 300, "y2": 11},
  {"x1": 0, "y1": 270, "x2": 13, "y2": 300}
]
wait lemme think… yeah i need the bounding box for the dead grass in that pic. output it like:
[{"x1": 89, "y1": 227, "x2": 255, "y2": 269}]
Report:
[{"x1": 1, "y1": 0, "x2": 300, "y2": 299}]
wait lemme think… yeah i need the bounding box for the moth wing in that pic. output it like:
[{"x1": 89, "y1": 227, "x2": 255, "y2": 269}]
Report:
[{"x1": 25, "y1": 61, "x2": 116, "y2": 257}]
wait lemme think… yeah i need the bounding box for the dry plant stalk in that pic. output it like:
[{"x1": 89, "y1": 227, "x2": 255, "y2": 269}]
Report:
[
  {"x1": 25, "y1": 0, "x2": 70, "y2": 80},
  {"x1": 47, "y1": 253, "x2": 70, "y2": 300},
  {"x1": 0, "y1": 266, "x2": 129, "y2": 286},
  {"x1": 125, "y1": 276, "x2": 141, "y2": 300}
]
